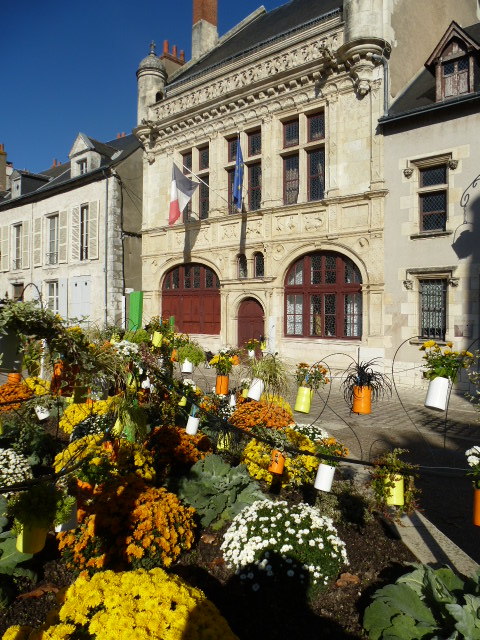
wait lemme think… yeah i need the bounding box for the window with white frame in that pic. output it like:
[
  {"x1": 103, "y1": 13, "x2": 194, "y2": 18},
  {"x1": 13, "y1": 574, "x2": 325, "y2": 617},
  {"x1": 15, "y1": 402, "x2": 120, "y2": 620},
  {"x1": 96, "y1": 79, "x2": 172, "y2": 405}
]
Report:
[
  {"x1": 47, "y1": 214, "x2": 59, "y2": 265},
  {"x1": 46, "y1": 281, "x2": 59, "y2": 313},
  {"x1": 78, "y1": 159, "x2": 87, "y2": 175},
  {"x1": 13, "y1": 224, "x2": 22, "y2": 270},
  {"x1": 80, "y1": 205, "x2": 89, "y2": 260}
]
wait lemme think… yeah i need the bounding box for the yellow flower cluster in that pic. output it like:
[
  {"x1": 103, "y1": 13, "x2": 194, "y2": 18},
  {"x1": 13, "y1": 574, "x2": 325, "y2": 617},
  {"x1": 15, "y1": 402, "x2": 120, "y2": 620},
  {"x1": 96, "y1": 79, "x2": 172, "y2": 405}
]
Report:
[
  {"x1": 2, "y1": 568, "x2": 239, "y2": 640},
  {"x1": 24, "y1": 377, "x2": 51, "y2": 396},
  {"x1": 242, "y1": 427, "x2": 319, "y2": 489},
  {"x1": 54, "y1": 434, "x2": 105, "y2": 475},
  {"x1": 59, "y1": 398, "x2": 115, "y2": 434}
]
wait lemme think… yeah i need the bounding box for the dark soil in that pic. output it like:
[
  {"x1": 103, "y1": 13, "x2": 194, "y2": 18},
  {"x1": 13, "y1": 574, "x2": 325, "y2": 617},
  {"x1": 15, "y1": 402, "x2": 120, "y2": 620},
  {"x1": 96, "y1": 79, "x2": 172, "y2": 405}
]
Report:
[{"x1": 0, "y1": 513, "x2": 415, "y2": 639}]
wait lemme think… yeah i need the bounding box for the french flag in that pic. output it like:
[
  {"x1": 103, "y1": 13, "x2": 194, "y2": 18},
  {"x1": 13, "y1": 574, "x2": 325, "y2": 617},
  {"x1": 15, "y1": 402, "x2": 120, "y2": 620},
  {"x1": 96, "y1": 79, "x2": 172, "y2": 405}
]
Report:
[{"x1": 169, "y1": 163, "x2": 198, "y2": 225}]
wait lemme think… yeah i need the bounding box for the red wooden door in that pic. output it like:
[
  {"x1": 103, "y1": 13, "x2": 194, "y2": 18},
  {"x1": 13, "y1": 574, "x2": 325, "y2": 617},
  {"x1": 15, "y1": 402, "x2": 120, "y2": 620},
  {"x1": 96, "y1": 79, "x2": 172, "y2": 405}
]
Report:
[{"x1": 238, "y1": 298, "x2": 264, "y2": 349}]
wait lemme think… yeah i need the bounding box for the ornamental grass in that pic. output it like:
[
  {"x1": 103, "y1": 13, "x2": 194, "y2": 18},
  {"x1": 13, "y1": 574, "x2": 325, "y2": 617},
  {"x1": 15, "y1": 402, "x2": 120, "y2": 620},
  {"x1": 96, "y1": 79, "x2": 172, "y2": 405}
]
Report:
[
  {"x1": 2, "y1": 567, "x2": 238, "y2": 640},
  {"x1": 57, "y1": 475, "x2": 196, "y2": 574},
  {"x1": 146, "y1": 425, "x2": 212, "y2": 481},
  {"x1": 229, "y1": 399, "x2": 293, "y2": 433},
  {"x1": 0, "y1": 381, "x2": 33, "y2": 413},
  {"x1": 242, "y1": 427, "x2": 319, "y2": 489}
]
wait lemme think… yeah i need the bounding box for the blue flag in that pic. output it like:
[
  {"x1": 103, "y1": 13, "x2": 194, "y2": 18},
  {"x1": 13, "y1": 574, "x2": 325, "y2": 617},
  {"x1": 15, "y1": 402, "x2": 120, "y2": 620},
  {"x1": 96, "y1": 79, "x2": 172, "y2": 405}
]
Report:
[{"x1": 232, "y1": 136, "x2": 244, "y2": 211}]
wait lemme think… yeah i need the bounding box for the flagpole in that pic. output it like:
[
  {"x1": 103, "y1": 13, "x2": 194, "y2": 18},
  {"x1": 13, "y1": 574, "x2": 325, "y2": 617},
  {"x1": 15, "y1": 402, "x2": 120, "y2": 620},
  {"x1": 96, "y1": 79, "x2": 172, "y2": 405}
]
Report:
[{"x1": 181, "y1": 163, "x2": 231, "y2": 207}]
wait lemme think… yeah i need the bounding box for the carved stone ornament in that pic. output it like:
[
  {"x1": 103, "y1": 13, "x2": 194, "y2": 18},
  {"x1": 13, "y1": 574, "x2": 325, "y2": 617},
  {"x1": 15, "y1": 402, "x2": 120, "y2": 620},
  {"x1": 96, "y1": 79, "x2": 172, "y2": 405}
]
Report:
[
  {"x1": 403, "y1": 279, "x2": 414, "y2": 290},
  {"x1": 448, "y1": 159, "x2": 458, "y2": 170},
  {"x1": 448, "y1": 277, "x2": 459, "y2": 287},
  {"x1": 403, "y1": 167, "x2": 413, "y2": 179}
]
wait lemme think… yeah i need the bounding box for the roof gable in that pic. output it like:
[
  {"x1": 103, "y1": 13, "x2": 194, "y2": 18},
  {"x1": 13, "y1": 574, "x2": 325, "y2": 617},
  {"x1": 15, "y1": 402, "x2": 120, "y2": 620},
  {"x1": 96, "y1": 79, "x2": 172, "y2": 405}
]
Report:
[
  {"x1": 68, "y1": 132, "x2": 94, "y2": 159},
  {"x1": 426, "y1": 21, "x2": 480, "y2": 68}
]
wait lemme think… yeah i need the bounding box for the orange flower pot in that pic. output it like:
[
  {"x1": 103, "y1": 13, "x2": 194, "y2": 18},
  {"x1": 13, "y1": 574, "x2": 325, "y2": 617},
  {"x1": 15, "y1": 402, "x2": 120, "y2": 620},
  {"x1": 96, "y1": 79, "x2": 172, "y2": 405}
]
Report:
[
  {"x1": 352, "y1": 386, "x2": 371, "y2": 415},
  {"x1": 216, "y1": 375, "x2": 229, "y2": 395},
  {"x1": 7, "y1": 373, "x2": 22, "y2": 385},
  {"x1": 171, "y1": 349, "x2": 178, "y2": 362},
  {"x1": 232, "y1": 355, "x2": 240, "y2": 366},
  {"x1": 268, "y1": 449, "x2": 285, "y2": 475},
  {"x1": 474, "y1": 489, "x2": 480, "y2": 527}
]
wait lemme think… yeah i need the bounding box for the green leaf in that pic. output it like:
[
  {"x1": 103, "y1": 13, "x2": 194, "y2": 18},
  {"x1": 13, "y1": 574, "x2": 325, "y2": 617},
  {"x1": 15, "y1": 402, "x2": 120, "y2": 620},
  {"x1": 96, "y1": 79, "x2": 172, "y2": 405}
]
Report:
[
  {"x1": 446, "y1": 600, "x2": 480, "y2": 639},
  {"x1": 0, "y1": 537, "x2": 33, "y2": 575},
  {"x1": 388, "y1": 613, "x2": 436, "y2": 639},
  {"x1": 434, "y1": 567, "x2": 465, "y2": 595},
  {"x1": 372, "y1": 584, "x2": 437, "y2": 625},
  {"x1": 363, "y1": 600, "x2": 399, "y2": 639}
]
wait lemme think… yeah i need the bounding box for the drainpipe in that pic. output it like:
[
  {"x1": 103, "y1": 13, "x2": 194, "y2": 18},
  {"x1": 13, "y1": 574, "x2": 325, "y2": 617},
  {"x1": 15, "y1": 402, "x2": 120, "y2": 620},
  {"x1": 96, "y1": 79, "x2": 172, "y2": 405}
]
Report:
[
  {"x1": 102, "y1": 170, "x2": 109, "y2": 328},
  {"x1": 372, "y1": 53, "x2": 389, "y2": 117}
]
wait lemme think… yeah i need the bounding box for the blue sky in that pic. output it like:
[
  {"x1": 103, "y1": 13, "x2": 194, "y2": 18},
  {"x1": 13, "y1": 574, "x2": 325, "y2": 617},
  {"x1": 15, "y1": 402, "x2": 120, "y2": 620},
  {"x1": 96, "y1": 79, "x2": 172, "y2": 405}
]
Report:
[{"x1": 2, "y1": 0, "x2": 282, "y2": 174}]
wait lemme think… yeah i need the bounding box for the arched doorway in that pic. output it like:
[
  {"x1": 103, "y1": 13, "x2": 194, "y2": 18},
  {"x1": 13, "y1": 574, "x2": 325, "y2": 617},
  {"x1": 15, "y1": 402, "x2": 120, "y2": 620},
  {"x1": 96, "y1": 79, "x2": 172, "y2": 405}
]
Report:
[
  {"x1": 162, "y1": 264, "x2": 220, "y2": 334},
  {"x1": 238, "y1": 298, "x2": 264, "y2": 349}
]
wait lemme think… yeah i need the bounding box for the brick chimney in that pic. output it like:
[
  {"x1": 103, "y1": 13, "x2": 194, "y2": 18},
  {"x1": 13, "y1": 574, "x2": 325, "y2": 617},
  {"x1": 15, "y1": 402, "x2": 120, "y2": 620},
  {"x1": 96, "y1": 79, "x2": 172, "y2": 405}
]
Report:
[
  {"x1": 192, "y1": 0, "x2": 218, "y2": 60},
  {"x1": 0, "y1": 144, "x2": 6, "y2": 192}
]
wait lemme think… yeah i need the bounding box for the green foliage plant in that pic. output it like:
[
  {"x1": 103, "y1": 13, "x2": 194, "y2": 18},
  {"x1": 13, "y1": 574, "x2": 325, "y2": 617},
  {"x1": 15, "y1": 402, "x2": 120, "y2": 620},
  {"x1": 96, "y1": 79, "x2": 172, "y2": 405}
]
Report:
[
  {"x1": 249, "y1": 353, "x2": 290, "y2": 401},
  {"x1": 175, "y1": 454, "x2": 264, "y2": 530},
  {"x1": 177, "y1": 342, "x2": 206, "y2": 367},
  {"x1": 369, "y1": 448, "x2": 420, "y2": 520},
  {"x1": 363, "y1": 563, "x2": 480, "y2": 640},
  {"x1": 7, "y1": 482, "x2": 76, "y2": 531}
]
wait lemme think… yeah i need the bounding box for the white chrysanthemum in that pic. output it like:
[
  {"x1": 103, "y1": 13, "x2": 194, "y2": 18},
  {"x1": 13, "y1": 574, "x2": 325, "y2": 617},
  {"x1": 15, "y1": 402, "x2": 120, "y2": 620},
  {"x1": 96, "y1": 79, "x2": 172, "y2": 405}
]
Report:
[{"x1": 0, "y1": 448, "x2": 33, "y2": 497}]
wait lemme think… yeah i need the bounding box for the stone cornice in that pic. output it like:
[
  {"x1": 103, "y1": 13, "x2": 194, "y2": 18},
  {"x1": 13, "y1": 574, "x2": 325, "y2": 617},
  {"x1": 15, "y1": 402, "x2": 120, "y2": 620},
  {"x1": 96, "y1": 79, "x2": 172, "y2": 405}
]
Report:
[{"x1": 146, "y1": 25, "x2": 342, "y2": 128}]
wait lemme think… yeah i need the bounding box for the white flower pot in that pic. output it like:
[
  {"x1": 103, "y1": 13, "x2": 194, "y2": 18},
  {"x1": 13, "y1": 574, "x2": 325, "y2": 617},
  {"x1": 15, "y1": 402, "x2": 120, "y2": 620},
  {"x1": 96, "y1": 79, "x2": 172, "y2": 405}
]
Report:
[
  {"x1": 141, "y1": 377, "x2": 151, "y2": 389},
  {"x1": 35, "y1": 406, "x2": 50, "y2": 421},
  {"x1": 248, "y1": 349, "x2": 255, "y2": 358},
  {"x1": 229, "y1": 394, "x2": 236, "y2": 408},
  {"x1": 314, "y1": 463, "x2": 336, "y2": 492},
  {"x1": 181, "y1": 359, "x2": 194, "y2": 373},
  {"x1": 247, "y1": 378, "x2": 264, "y2": 401},
  {"x1": 185, "y1": 416, "x2": 200, "y2": 435},
  {"x1": 425, "y1": 376, "x2": 451, "y2": 411},
  {"x1": 54, "y1": 500, "x2": 78, "y2": 532}
]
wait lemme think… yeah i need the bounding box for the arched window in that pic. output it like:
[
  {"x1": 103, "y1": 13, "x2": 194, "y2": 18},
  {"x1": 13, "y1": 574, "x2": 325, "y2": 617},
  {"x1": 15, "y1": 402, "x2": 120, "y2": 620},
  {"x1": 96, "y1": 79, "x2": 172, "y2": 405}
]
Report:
[
  {"x1": 284, "y1": 252, "x2": 362, "y2": 339},
  {"x1": 254, "y1": 252, "x2": 264, "y2": 278},
  {"x1": 162, "y1": 263, "x2": 220, "y2": 334},
  {"x1": 238, "y1": 254, "x2": 247, "y2": 279}
]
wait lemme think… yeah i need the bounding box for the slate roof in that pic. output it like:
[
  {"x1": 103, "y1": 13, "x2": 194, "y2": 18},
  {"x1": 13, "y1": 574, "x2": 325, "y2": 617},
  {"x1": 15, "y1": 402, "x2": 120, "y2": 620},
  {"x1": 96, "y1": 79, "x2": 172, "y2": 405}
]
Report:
[
  {"x1": 168, "y1": 0, "x2": 343, "y2": 89},
  {"x1": 0, "y1": 134, "x2": 140, "y2": 206},
  {"x1": 383, "y1": 22, "x2": 480, "y2": 122}
]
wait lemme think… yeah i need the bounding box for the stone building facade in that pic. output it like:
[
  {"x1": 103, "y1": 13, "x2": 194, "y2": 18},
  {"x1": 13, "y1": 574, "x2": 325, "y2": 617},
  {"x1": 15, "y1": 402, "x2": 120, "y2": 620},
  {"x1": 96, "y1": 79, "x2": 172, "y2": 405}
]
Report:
[
  {"x1": 135, "y1": 0, "x2": 478, "y2": 372},
  {"x1": 382, "y1": 20, "x2": 480, "y2": 388},
  {"x1": 0, "y1": 134, "x2": 142, "y2": 327}
]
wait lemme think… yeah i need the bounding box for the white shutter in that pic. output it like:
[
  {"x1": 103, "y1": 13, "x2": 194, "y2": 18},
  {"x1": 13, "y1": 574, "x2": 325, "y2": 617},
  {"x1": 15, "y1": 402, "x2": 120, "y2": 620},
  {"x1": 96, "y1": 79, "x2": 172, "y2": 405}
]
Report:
[
  {"x1": 33, "y1": 218, "x2": 42, "y2": 267},
  {"x1": 58, "y1": 211, "x2": 68, "y2": 263},
  {"x1": 88, "y1": 201, "x2": 99, "y2": 260},
  {"x1": 22, "y1": 221, "x2": 30, "y2": 269},
  {"x1": 58, "y1": 279, "x2": 68, "y2": 319},
  {"x1": 0, "y1": 227, "x2": 9, "y2": 272},
  {"x1": 71, "y1": 206, "x2": 80, "y2": 261}
]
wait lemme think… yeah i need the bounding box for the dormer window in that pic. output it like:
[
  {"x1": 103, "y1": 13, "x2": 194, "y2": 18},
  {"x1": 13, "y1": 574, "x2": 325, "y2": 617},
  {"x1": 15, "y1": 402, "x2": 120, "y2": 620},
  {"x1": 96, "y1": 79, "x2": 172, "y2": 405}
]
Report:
[
  {"x1": 426, "y1": 23, "x2": 479, "y2": 103},
  {"x1": 78, "y1": 159, "x2": 87, "y2": 175}
]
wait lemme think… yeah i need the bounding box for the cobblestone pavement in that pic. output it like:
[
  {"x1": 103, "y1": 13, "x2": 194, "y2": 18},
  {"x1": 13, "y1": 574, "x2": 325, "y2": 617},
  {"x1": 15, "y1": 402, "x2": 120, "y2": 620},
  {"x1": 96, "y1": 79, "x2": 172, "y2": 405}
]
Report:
[{"x1": 190, "y1": 365, "x2": 480, "y2": 568}]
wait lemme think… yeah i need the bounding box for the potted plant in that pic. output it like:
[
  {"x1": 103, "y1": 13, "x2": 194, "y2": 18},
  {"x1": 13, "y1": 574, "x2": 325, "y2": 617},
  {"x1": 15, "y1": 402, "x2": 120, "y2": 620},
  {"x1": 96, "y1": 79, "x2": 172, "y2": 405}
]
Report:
[
  {"x1": 314, "y1": 436, "x2": 349, "y2": 492},
  {"x1": 369, "y1": 448, "x2": 420, "y2": 519},
  {"x1": 466, "y1": 445, "x2": 480, "y2": 526},
  {"x1": 8, "y1": 483, "x2": 77, "y2": 553},
  {"x1": 178, "y1": 342, "x2": 206, "y2": 374},
  {"x1": 341, "y1": 357, "x2": 392, "y2": 415},
  {"x1": 249, "y1": 353, "x2": 290, "y2": 403},
  {"x1": 244, "y1": 338, "x2": 260, "y2": 358},
  {"x1": 420, "y1": 341, "x2": 474, "y2": 411},
  {"x1": 209, "y1": 352, "x2": 234, "y2": 395},
  {"x1": 294, "y1": 362, "x2": 329, "y2": 414}
]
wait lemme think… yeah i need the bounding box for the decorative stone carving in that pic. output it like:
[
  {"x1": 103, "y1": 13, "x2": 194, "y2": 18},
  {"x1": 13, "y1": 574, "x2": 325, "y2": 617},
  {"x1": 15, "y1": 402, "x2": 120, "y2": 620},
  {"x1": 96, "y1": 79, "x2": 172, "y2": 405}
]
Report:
[
  {"x1": 304, "y1": 214, "x2": 324, "y2": 231},
  {"x1": 272, "y1": 244, "x2": 285, "y2": 261},
  {"x1": 403, "y1": 279, "x2": 414, "y2": 290},
  {"x1": 448, "y1": 159, "x2": 458, "y2": 170},
  {"x1": 449, "y1": 277, "x2": 459, "y2": 287},
  {"x1": 403, "y1": 167, "x2": 413, "y2": 178}
]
